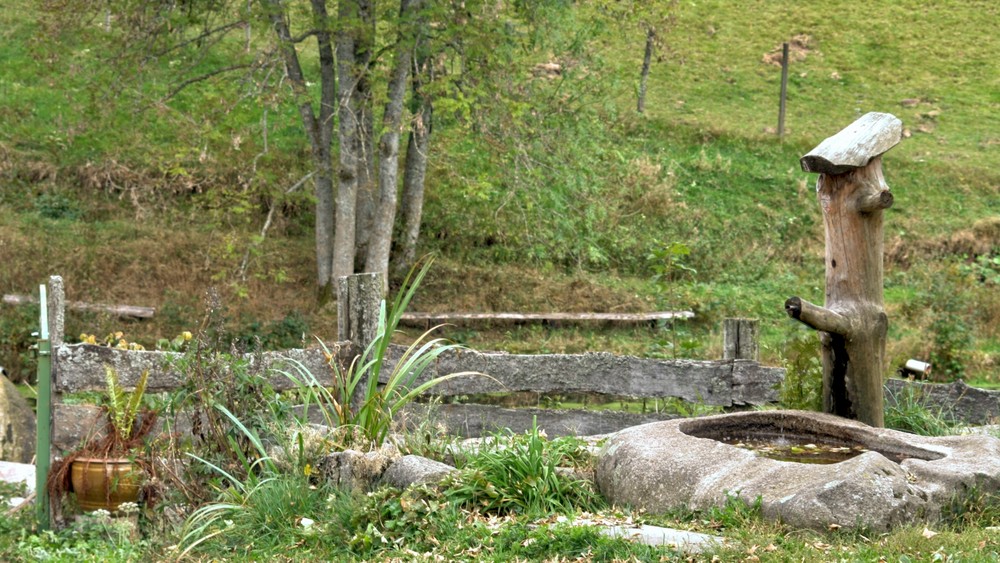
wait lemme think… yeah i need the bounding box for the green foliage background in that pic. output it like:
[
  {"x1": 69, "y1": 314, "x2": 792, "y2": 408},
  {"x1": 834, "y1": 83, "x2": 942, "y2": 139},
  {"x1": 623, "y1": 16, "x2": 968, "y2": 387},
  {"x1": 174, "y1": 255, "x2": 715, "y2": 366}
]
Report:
[{"x1": 0, "y1": 0, "x2": 997, "y2": 383}]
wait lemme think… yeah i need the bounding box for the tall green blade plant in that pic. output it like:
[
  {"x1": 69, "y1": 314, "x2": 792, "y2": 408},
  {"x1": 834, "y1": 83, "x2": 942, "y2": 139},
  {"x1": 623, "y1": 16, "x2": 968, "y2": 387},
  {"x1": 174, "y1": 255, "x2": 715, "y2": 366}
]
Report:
[
  {"x1": 279, "y1": 257, "x2": 483, "y2": 448},
  {"x1": 178, "y1": 403, "x2": 282, "y2": 559},
  {"x1": 104, "y1": 365, "x2": 149, "y2": 442}
]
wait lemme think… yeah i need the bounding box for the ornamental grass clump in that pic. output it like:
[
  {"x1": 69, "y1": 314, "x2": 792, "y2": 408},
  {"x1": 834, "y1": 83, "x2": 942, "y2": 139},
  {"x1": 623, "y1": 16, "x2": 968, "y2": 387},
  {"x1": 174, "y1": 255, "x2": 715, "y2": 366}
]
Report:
[
  {"x1": 444, "y1": 419, "x2": 602, "y2": 516},
  {"x1": 278, "y1": 257, "x2": 481, "y2": 449}
]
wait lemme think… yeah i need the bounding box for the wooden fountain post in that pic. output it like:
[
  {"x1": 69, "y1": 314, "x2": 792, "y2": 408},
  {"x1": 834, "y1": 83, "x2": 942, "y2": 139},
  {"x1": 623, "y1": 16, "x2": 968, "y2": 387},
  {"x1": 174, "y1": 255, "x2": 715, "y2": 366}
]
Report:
[{"x1": 785, "y1": 112, "x2": 902, "y2": 427}]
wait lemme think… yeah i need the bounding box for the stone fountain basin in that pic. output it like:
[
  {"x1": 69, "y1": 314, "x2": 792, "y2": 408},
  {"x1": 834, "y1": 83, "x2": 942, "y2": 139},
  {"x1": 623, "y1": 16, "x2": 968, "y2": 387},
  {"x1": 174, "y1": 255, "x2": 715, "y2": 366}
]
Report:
[{"x1": 595, "y1": 410, "x2": 1000, "y2": 531}]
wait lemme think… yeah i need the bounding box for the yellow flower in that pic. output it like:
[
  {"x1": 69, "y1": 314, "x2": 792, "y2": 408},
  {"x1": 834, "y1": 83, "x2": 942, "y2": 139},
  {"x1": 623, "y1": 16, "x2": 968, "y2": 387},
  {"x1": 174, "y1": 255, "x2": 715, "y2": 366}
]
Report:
[
  {"x1": 181, "y1": 331, "x2": 193, "y2": 341},
  {"x1": 303, "y1": 464, "x2": 313, "y2": 477}
]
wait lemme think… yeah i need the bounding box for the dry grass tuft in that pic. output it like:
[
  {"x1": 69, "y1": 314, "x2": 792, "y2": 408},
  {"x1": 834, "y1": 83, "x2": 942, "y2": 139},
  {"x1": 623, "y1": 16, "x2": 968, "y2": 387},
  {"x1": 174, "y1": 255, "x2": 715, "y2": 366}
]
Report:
[{"x1": 887, "y1": 217, "x2": 1000, "y2": 268}]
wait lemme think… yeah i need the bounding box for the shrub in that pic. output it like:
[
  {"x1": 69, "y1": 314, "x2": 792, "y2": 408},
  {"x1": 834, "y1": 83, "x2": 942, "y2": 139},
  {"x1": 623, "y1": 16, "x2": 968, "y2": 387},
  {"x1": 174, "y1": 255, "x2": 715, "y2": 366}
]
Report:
[
  {"x1": 346, "y1": 485, "x2": 467, "y2": 557},
  {"x1": 33, "y1": 191, "x2": 81, "y2": 220},
  {"x1": 160, "y1": 333, "x2": 287, "y2": 506},
  {"x1": 779, "y1": 328, "x2": 823, "y2": 411}
]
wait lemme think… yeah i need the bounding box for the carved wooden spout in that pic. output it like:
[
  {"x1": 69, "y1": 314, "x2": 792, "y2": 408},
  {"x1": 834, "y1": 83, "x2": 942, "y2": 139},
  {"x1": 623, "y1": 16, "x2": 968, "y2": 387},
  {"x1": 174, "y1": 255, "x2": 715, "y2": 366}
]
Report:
[{"x1": 786, "y1": 112, "x2": 902, "y2": 427}]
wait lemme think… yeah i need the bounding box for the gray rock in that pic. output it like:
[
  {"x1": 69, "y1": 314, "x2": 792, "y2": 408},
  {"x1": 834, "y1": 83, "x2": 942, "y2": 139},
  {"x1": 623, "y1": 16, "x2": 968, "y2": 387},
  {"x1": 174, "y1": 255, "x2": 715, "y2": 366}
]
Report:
[
  {"x1": 316, "y1": 443, "x2": 400, "y2": 493},
  {"x1": 0, "y1": 460, "x2": 36, "y2": 493},
  {"x1": 595, "y1": 410, "x2": 1000, "y2": 532},
  {"x1": 0, "y1": 376, "x2": 35, "y2": 463},
  {"x1": 600, "y1": 525, "x2": 723, "y2": 553},
  {"x1": 885, "y1": 379, "x2": 1000, "y2": 426},
  {"x1": 379, "y1": 455, "x2": 456, "y2": 489}
]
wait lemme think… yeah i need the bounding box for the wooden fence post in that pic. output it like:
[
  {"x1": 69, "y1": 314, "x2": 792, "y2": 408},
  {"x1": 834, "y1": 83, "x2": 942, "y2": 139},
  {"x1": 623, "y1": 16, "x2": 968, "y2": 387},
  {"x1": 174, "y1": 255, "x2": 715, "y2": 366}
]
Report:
[
  {"x1": 785, "y1": 112, "x2": 902, "y2": 427},
  {"x1": 336, "y1": 272, "x2": 384, "y2": 351},
  {"x1": 337, "y1": 272, "x2": 384, "y2": 407},
  {"x1": 777, "y1": 42, "x2": 789, "y2": 140},
  {"x1": 46, "y1": 275, "x2": 64, "y2": 347},
  {"x1": 723, "y1": 318, "x2": 759, "y2": 361}
]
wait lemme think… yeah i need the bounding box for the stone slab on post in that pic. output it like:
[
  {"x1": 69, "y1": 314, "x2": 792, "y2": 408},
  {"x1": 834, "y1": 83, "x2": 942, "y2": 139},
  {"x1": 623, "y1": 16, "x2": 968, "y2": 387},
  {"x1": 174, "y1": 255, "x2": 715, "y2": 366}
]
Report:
[
  {"x1": 723, "y1": 318, "x2": 759, "y2": 361},
  {"x1": 785, "y1": 112, "x2": 902, "y2": 427}
]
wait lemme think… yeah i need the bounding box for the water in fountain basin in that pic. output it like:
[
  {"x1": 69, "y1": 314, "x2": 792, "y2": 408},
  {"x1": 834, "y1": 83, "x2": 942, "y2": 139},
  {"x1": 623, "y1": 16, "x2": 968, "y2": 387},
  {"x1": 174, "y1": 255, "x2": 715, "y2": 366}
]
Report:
[{"x1": 723, "y1": 438, "x2": 869, "y2": 464}]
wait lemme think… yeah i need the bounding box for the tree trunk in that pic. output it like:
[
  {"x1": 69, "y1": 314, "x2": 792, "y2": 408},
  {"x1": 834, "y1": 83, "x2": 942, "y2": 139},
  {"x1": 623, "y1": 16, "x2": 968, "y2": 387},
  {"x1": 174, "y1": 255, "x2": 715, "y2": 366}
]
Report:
[
  {"x1": 333, "y1": 0, "x2": 373, "y2": 283},
  {"x1": 786, "y1": 112, "x2": 902, "y2": 427},
  {"x1": 637, "y1": 26, "x2": 654, "y2": 114},
  {"x1": 267, "y1": 0, "x2": 337, "y2": 303},
  {"x1": 365, "y1": 0, "x2": 419, "y2": 290},
  {"x1": 393, "y1": 68, "x2": 432, "y2": 276},
  {"x1": 393, "y1": 5, "x2": 433, "y2": 276},
  {"x1": 352, "y1": 1, "x2": 377, "y2": 272}
]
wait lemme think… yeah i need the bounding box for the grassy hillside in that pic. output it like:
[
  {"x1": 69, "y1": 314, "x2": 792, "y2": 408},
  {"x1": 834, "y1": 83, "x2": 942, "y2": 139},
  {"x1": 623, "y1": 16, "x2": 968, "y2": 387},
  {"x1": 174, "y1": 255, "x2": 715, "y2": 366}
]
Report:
[{"x1": 0, "y1": 0, "x2": 997, "y2": 387}]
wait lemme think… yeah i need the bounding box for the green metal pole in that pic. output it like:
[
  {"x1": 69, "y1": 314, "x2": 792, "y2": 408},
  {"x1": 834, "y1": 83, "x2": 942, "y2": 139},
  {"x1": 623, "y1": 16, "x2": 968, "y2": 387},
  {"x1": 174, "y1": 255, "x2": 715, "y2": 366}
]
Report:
[{"x1": 35, "y1": 285, "x2": 52, "y2": 530}]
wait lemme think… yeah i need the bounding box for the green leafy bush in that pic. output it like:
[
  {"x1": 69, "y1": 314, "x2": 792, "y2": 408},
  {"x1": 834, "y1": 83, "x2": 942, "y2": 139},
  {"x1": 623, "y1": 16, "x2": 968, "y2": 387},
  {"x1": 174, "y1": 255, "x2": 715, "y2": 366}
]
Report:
[
  {"x1": 33, "y1": 192, "x2": 80, "y2": 220},
  {"x1": 929, "y1": 298, "x2": 973, "y2": 382},
  {"x1": 780, "y1": 328, "x2": 824, "y2": 411},
  {"x1": 346, "y1": 485, "x2": 467, "y2": 556}
]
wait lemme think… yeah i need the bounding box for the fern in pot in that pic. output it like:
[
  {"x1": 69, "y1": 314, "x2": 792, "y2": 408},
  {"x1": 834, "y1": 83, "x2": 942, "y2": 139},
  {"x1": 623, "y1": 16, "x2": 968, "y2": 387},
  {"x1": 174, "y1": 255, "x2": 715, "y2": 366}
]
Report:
[{"x1": 49, "y1": 366, "x2": 158, "y2": 513}]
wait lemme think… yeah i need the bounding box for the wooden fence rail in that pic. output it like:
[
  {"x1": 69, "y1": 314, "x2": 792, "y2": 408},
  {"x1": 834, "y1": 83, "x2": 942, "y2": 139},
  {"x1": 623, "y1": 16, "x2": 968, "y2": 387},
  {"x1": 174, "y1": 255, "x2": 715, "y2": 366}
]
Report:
[
  {"x1": 36, "y1": 274, "x2": 784, "y2": 450},
  {"x1": 3, "y1": 293, "x2": 155, "y2": 319}
]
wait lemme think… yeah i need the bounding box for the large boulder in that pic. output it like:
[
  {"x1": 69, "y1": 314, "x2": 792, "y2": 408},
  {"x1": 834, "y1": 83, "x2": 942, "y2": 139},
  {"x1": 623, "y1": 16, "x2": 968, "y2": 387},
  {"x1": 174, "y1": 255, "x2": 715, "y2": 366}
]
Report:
[
  {"x1": 595, "y1": 410, "x2": 1000, "y2": 532},
  {"x1": 0, "y1": 375, "x2": 35, "y2": 463},
  {"x1": 379, "y1": 455, "x2": 456, "y2": 489},
  {"x1": 315, "y1": 442, "x2": 400, "y2": 493}
]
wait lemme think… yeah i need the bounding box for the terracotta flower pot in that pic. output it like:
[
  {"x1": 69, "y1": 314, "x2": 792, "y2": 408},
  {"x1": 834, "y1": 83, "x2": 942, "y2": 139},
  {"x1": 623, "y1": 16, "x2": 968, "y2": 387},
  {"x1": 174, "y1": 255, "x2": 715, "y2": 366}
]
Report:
[{"x1": 70, "y1": 457, "x2": 143, "y2": 512}]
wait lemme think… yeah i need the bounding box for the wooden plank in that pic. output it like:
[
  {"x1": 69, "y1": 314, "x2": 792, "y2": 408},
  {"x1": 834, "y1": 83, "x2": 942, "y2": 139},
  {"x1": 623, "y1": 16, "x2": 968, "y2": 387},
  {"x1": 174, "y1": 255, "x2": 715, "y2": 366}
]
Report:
[
  {"x1": 723, "y1": 318, "x2": 760, "y2": 361},
  {"x1": 53, "y1": 342, "x2": 783, "y2": 407},
  {"x1": 400, "y1": 311, "x2": 695, "y2": 326},
  {"x1": 383, "y1": 347, "x2": 781, "y2": 407},
  {"x1": 3, "y1": 294, "x2": 155, "y2": 319},
  {"x1": 53, "y1": 401, "x2": 679, "y2": 450}
]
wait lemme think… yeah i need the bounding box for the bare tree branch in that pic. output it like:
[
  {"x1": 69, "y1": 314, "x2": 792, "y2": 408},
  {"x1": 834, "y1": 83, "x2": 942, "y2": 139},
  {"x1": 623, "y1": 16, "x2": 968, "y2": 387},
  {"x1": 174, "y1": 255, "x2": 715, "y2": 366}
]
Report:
[
  {"x1": 160, "y1": 63, "x2": 256, "y2": 102},
  {"x1": 147, "y1": 20, "x2": 248, "y2": 60},
  {"x1": 290, "y1": 30, "x2": 320, "y2": 43},
  {"x1": 239, "y1": 171, "x2": 315, "y2": 280}
]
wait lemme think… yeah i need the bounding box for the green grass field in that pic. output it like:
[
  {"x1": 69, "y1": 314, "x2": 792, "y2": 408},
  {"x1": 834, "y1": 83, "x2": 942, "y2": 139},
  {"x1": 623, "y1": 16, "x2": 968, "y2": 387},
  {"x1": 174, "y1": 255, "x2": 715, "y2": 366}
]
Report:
[{"x1": 0, "y1": 0, "x2": 997, "y2": 385}]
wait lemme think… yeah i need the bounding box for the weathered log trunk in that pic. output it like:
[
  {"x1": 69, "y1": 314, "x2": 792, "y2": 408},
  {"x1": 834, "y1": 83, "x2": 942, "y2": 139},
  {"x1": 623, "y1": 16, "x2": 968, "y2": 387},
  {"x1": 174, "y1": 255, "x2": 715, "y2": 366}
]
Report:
[
  {"x1": 723, "y1": 318, "x2": 759, "y2": 361},
  {"x1": 786, "y1": 112, "x2": 902, "y2": 427}
]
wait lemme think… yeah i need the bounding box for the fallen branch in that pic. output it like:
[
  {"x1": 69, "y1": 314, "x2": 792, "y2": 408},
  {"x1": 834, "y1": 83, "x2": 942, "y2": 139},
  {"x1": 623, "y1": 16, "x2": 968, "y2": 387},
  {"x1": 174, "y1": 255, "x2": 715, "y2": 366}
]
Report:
[{"x1": 4, "y1": 491, "x2": 34, "y2": 517}]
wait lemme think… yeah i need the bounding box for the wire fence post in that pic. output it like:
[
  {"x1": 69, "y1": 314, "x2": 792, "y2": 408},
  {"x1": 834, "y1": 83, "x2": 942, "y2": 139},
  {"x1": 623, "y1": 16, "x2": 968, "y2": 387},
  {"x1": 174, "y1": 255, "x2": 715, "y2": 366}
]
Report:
[{"x1": 777, "y1": 41, "x2": 789, "y2": 140}]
